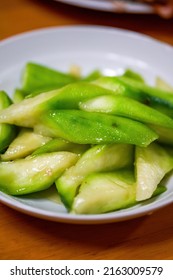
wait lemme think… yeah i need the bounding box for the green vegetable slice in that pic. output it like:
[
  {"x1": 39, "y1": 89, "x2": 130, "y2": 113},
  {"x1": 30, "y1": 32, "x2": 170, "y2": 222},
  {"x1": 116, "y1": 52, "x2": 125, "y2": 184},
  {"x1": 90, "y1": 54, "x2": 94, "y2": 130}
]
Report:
[
  {"x1": 1, "y1": 128, "x2": 51, "y2": 160},
  {"x1": 94, "y1": 76, "x2": 173, "y2": 108},
  {"x1": 56, "y1": 143, "x2": 134, "y2": 209},
  {"x1": 21, "y1": 62, "x2": 79, "y2": 96},
  {"x1": 0, "y1": 91, "x2": 17, "y2": 152},
  {"x1": 0, "y1": 82, "x2": 113, "y2": 127},
  {"x1": 79, "y1": 95, "x2": 173, "y2": 129},
  {"x1": 32, "y1": 138, "x2": 89, "y2": 156},
  {"x1": 72, "y1": 169, "x2": 166, "y2": 214},
  {"x1": 0, "y1": 152, "x2": 78, "y2": 195},
  {"x1": 40, "y1": 109, "x2": 158, "y2": 145},
  {"x1": 135, "y1": 142, "x2": 173, "y2": 201}
]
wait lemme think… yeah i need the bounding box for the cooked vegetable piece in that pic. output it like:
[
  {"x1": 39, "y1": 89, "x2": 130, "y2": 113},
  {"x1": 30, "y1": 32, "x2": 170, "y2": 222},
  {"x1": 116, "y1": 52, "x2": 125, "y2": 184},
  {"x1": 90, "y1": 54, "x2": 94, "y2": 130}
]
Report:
[
  {"x1": 32, "y1": 138, "x2": 89, "y2": 156},
  {"x1": 79, "y1": 95, "x2": 173, "y2": 129},
  {"x1": 69, "y1": 64, "x2": 81, "y2": 78},
  {"x1": 72, "y1": 169, "x2": 136, "y2": 214},
  {"x1": 72, "y1": 169, "x2": 166, "y2": 214},
  {"x1": 0, "y1": 91, "x2": 17, "y2": 152},
  {"x1": 1, "y1": 128, "x2": 51, "y2": 160},
  {"x1": 0, "y1": 63, "x2": 172, "y2": 215},
  {"x1": 40, "y1": 109, "x2": 158, "y2": 145},
  {"x1": 21, "y1": 62, "x2": 78, "y2": 96},
  {"x1": 0, "y1": 83, "x2": 113, "y2": 127},
  {"x1": 152, "y1": 77, "x2": 173, "y2": 117},
  {"x1": 56, "y1": 143, "x2": 134, "y2": 209},
  {"x1": 0, "y1": 152, "x2": 78, "y2": 195},
  {"x1": 93, "y1": 76, "x2": 134, "y2": 96},
  {"x1": 156, "y1": 77, "x2": 173, "y2": 92},
  {"x1": 135, "y1": 142, "x2": 173, "y2": 201},
  {"x1": 119, "y1": 76, "x2": 173, "y2": 108},
  {"x1": 94, "y1": 76, "x2": 173, "y2": 108},
  {"x1": 149, "y1": 103, "x2": 173, "y2": 118},
  {"x1": 13, "y1": 88, "x2": 26, "y2": 103},
  {"x1": 83, "y1": 70, "x2": 102, "y2": 82},
  {"x1": 149, "y1": 125, "x2": 173, "y2": 145},
  {"x1": 122, "y1": 69, "x2": 145, "y2": 83}
]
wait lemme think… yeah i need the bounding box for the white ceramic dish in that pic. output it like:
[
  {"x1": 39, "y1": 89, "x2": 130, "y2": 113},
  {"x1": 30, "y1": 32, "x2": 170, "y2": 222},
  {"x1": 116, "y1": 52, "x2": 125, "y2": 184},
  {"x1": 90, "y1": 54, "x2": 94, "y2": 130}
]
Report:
[
  {"x1": 0, "y1": 25, "x2": 173, "y2": 224},
  {"x1": 56, "y1": 0, "x2": 154, "y2": 14}
]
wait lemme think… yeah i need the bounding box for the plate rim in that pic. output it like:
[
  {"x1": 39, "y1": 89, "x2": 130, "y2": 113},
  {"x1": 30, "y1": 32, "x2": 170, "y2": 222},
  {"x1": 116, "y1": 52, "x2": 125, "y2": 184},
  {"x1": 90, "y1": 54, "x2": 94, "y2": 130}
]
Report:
[
  {"x1": 1, "y1": 24, "x2": 173, "y2": 51},
  {"x1": 1, "y1": 190, "x2": 173, "y2": 224}
]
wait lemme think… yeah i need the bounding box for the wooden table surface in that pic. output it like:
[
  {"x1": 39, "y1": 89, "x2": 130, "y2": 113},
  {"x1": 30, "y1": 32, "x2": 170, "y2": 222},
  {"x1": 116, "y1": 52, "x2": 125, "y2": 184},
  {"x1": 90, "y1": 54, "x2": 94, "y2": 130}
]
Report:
[{"x1": 1, "y1": 0, "x2": 173, "y2": 260}]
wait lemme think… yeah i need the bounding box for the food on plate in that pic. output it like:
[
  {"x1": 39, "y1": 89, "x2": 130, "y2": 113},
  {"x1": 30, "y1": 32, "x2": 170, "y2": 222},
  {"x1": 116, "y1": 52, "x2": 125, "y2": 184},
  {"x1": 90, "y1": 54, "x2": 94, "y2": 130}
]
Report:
[
  {"x1": 72, "y1": 169, "x2": 166, "y2": 214},
  {"x1": 56, "y1": 143, "x2": 134, "y2": 209},
  {"x1": 0, "y1": 152, "x2": 78, "y2": 195},
  {"x1": 1, "y1": 128, "x2": 51, "y2": 161},
  {"x1": 0, "y1": 62, "x2": 173, "y2": 214},
  {"x1": 0, "y1": 91, "x2": 17, "y2": 152}
]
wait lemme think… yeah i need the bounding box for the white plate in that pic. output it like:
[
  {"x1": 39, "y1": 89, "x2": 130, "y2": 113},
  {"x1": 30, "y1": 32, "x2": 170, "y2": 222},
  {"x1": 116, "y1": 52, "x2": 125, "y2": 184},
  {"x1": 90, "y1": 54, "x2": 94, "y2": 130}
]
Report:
[
  {"x1": 56, "y1": 0, "x2": 154, "y2": 14},
  {"x1": 0, "y1": 25, "x2": 173, "y2": 224}
]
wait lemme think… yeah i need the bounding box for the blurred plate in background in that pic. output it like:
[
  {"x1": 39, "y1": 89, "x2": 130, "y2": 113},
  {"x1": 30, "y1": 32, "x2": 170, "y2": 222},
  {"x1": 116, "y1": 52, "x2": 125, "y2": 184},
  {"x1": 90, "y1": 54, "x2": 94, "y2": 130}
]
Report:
[{"x1": 56, "y1": 0, "x2": 154, "y2": 14}]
